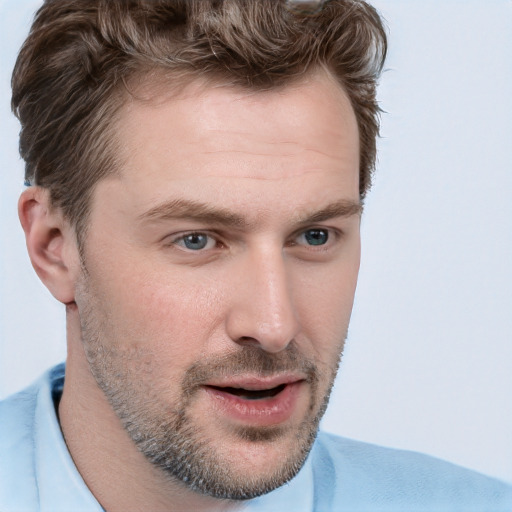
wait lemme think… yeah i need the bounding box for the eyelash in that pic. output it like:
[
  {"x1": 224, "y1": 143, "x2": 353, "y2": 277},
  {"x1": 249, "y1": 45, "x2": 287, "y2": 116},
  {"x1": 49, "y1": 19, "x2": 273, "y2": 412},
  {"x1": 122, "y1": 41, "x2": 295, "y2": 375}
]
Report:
[{"x1": 168, "y1": 227, "x2": 341, "y2": 253}]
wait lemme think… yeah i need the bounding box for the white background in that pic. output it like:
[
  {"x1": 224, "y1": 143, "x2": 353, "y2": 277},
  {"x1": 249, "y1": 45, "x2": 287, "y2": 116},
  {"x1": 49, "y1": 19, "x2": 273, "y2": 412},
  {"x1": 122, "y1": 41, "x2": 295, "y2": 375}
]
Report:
[{"x1": 1, "y1": 0, "x2": 511, "y2": 484}]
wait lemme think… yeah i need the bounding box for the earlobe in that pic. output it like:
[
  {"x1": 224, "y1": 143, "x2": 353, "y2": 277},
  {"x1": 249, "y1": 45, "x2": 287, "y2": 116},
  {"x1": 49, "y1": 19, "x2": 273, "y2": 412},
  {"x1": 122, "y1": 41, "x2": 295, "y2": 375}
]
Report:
[{"x1": 18, "y1": 187, "x2": 79, "y2": 305}]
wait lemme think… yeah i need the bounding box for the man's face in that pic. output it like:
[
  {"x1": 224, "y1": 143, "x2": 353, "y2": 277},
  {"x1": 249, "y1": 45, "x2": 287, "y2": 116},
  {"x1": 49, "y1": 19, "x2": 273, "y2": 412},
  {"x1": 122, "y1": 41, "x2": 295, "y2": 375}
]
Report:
[{"x1": 75, "y1": 72, "x2": 361, "y2": 499}]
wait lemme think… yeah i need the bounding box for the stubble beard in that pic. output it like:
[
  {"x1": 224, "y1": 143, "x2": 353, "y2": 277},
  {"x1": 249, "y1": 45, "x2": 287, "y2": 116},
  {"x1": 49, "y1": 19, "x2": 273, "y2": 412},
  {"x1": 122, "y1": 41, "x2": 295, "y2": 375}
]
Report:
[{"x1": 77, "y1": 277, "x2": 343, "y2": 501}]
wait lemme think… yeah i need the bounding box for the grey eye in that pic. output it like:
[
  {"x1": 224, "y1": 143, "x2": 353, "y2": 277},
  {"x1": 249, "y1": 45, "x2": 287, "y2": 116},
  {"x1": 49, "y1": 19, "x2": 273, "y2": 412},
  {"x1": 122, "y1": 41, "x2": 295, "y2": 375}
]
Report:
[
  {"x1": 304, "y1": 229, "x2": 329, "y2": 246},
  {"x1": 181, "y1": 233, "x2": 210, "y2": 250}
]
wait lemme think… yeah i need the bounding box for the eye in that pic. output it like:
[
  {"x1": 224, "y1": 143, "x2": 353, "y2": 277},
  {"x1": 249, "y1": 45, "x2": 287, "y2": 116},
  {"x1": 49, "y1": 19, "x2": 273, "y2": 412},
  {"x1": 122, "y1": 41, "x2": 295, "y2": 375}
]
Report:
[
  {"x1": 172, "y1": 232, "x2": 217, "y2": 251},
  {"x1": 299, "y1": 228, "x2": 330, "y2": 246}
]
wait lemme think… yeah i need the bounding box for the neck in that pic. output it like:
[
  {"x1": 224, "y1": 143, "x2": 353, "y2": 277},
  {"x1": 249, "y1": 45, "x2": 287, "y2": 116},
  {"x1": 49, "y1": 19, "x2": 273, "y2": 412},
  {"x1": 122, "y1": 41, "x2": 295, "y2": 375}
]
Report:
[{"x1": 59, "y1": 307, "x2": 241, "y2": 512}]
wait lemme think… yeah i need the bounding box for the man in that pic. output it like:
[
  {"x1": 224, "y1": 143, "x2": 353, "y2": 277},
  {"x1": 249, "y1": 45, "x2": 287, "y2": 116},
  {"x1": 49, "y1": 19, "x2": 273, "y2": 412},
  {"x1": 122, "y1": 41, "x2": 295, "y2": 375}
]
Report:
[{"x1": 0, "y1": 0, "x2": 511, "y2": 511}]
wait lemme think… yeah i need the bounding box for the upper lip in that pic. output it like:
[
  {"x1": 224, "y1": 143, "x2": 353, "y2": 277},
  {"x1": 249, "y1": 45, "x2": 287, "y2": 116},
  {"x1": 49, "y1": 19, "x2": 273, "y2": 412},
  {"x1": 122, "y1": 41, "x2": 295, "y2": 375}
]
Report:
[{"x1": 204, "y1": 373, "x2": 306, "y2": 391}]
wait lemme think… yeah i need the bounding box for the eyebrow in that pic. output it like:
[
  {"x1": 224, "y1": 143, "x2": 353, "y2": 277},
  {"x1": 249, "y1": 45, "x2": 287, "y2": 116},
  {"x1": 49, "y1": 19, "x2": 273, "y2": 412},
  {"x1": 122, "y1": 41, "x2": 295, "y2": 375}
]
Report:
[
  {"x1": 138, "y1": 198, "x2": 362, "y2": 228},
  {"x1": 138, "y1": 198, "x2": 248, "y2": 228},
  {"x1": 296, "y1": 200, "x2": 363, "y2": 224}
]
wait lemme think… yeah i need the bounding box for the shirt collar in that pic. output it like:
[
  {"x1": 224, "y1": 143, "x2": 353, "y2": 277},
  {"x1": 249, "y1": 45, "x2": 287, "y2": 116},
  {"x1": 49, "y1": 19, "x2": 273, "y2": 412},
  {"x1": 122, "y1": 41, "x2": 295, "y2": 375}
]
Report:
[{"x1": 34, "y1": 364, "x2": 104, "y2": 512}]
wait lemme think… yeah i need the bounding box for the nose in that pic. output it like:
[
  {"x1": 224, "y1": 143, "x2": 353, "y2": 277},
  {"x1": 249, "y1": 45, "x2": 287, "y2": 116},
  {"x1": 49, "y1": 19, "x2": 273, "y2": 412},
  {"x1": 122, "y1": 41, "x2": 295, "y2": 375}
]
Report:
[{"x1": 225, "y1": 247, "x2": 300, "y2": 353}]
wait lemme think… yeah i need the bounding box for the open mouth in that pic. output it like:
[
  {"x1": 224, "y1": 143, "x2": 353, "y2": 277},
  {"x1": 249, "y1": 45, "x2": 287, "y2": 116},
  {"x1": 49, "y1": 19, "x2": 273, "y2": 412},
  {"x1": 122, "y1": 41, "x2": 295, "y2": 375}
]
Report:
[
  {"x1": 203, "y1": 379, "x2": 303, "y2": 425},
  {"x1": 207, "y1": 384, "x2": 287, "y2": 400}
]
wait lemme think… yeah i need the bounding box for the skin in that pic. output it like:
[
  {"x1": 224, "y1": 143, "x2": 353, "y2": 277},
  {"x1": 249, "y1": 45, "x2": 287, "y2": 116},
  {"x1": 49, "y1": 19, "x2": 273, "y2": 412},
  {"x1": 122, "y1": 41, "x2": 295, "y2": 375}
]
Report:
[{"x1": 19, "y1": 71, "x2": 361, "y2": 512}]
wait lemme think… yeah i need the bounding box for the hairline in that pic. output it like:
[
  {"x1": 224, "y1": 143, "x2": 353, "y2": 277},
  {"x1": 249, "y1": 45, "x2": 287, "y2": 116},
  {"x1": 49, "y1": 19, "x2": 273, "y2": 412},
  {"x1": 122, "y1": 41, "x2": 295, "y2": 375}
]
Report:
[{"x1": 73, "y1": 64, "x2": 359, "y2": 255}]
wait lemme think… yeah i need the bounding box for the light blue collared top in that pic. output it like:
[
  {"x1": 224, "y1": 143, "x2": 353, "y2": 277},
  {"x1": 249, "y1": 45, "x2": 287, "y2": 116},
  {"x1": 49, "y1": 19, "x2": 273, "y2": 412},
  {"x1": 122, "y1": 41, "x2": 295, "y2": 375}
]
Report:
[{"x1": 1, "y1": 364, "x2": 511, "y2": 511}]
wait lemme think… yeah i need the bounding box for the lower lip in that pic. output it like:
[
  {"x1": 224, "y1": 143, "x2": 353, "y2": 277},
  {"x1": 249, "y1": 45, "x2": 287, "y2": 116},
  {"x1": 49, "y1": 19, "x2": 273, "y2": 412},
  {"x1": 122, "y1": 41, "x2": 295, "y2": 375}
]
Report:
[{"x1": 202, "y1": 381, "x2": 304, "y2": 427}]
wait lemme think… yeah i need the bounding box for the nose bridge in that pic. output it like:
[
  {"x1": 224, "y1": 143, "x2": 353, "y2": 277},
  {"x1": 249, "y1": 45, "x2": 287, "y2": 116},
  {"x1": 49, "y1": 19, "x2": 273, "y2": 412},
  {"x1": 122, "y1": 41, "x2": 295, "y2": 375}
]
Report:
[{"x1": 227, "y1": 243, "x2": 300, "y2": 353}]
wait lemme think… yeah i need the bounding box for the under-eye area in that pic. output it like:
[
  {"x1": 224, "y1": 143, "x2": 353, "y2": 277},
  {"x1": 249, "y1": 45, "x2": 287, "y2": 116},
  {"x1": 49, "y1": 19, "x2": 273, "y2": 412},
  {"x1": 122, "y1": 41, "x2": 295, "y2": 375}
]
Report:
[{"x1": 207, "y1": 384, "x2": 287, "y2": 400}]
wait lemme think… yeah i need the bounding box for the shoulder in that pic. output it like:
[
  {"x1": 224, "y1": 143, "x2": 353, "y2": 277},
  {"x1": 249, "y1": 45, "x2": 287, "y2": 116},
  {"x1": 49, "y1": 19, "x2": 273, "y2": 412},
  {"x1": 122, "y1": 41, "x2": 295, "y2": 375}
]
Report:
[
  {"x1": 310, "y1": 431, "x2": 512, "y2": 511},
  {"x1": 0, "y1": 378, "x2": 41, "y2": 509},
  {"x1": 0, "y1": 364, "x2": 65, "y2": 511}
]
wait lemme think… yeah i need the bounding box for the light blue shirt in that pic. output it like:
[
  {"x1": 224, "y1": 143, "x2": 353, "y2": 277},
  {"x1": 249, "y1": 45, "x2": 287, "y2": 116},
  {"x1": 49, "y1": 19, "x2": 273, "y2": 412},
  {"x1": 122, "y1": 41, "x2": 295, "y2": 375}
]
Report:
[{"x1": 1, "y1": 364, "x2": 511, "y2": 511}]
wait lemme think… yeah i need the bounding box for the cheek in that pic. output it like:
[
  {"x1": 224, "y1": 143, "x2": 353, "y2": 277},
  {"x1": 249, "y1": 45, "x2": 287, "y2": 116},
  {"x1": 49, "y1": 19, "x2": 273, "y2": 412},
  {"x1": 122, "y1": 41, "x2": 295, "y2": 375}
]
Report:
[
  {"x1": 293, "y1": 258, "x2": 360, "y2": 362},
  {"x1": 91, "y1": 263, "x2": 226, "y2": 363}
]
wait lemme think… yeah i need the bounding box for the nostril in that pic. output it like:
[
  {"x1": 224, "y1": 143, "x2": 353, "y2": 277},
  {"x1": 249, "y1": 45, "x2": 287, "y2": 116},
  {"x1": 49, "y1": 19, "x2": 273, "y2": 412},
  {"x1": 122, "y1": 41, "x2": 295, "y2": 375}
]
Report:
[{"x1": 235, "y1": 336, "x2": 261, "y2": 347}]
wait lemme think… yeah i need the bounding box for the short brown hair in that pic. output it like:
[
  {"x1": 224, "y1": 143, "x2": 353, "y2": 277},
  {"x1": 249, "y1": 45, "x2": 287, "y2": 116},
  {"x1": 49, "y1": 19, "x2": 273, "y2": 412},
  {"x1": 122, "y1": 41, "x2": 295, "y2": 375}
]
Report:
[{"x1": 12, "y1": 0, "x2": 387, "y2": 237}]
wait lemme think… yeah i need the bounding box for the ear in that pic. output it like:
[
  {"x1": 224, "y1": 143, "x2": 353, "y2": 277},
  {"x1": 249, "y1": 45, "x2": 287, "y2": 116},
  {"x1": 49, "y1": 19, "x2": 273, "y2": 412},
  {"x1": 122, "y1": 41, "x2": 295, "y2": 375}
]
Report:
[{"x1": 18, "y1": 187, "x2": 80, "y2": 305}]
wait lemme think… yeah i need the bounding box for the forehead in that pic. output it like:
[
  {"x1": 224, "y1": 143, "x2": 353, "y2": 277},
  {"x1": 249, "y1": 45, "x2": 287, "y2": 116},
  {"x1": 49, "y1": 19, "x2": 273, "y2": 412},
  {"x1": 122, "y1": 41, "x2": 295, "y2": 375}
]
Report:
[{"x1": 96, "y1": 71, "x2": 360, "y2": 222}]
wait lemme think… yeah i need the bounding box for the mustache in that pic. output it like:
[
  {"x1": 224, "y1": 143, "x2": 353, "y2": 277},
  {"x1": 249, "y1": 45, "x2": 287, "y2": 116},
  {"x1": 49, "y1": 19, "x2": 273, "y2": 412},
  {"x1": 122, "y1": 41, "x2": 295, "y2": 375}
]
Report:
[{"x1": 181, "y1": 344, "x2": 318, "y2": 394}]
